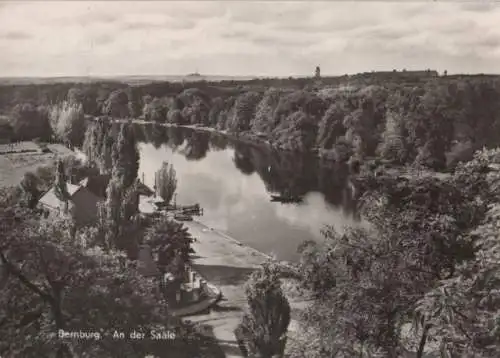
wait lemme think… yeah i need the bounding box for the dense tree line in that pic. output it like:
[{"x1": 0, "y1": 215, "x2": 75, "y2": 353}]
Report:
[{"x1": 3, "y1": 74, "x2": 500, "y2": 171}]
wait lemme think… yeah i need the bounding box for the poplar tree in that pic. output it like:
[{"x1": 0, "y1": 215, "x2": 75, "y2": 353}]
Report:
[
  {"x1": 112, "y1": 122, "x2": 140, "y2": 189},
  {"x1": 155, "y1": 161, "x2": 177, "y2": 204},
  {"x1": 54, "y1": 159, "x2": 71, "y2": 213}
]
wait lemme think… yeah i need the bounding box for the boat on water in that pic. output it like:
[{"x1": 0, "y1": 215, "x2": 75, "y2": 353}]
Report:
[{"x1": 270, "y1": 194, "x2": 303, "y2": 204}]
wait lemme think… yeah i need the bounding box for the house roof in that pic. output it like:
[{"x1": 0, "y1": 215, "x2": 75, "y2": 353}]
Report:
[
  {"x1": 79, "y1": 174, "x2": 111, "y2": 199},
  {"x1": 137, "y1": 182, "x2": 155, "y2": 196},
  {"x1": 39, "y1": 183, "x2": 83, "y2": 210}
]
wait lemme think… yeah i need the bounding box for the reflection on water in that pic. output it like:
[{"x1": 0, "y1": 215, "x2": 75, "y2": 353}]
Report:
[{"x1": 135, "y1": 124, "x2": 359, "y2": 262}]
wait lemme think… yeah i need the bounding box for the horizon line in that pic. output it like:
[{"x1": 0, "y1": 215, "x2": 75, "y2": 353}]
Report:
[{"x1": 1, "y1": 70, "x2": 499, "y2": 80}]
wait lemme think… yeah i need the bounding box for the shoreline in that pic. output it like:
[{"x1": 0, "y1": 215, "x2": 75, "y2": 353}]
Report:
[
  {"x1": 90, "y1": 117, "x2": 323, "y2": 158},
  {"x1": 173, "y1": 217, "x2": 308, "y2": 357},
  {"x1": 188, "y1": 218, "x2": 274, "y2": 260}
]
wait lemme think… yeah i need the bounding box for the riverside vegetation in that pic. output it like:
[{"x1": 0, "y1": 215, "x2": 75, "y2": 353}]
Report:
[
  {"x1": 0, "y1": 121, "x2": 224, "y2": 357},
  {"x1": 0, "y1": 72, "x2": 500, "y2": 357}
]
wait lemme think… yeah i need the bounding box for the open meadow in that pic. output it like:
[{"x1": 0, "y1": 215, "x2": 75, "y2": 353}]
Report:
[{"x1": 0, "y1": 142, "x2": 75, "y2": 188}]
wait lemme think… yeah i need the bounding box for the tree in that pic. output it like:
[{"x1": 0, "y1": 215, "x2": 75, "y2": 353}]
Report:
[
  {"x1": 414, "y1": 148, "x2": 500, "y2": 357},
  {"x1": 229, "y1": 91, "x2": 262, "y2": 133},
  {"x1": 144, "y1": 217, "x2": 193, "y2": 275},
  {"x1": 112, "y1": 122, "x2": 140, "y2": 189},
  {"x1": 103, "y1": 89, "x2": 130, "y2": 118},
  {"x1": 236, "y1": 261, "x2": 291, "y2": 358},
  {"x1": 250, "y1": 88, "x2": 284, "y2": 134},
  {"x1": 208, "y1": 97, "x2": 225, "y2": 127},
  {"x1": 121, "y1": 179, "x2": 140, "y2": 222},
  {"x1": 296, "y1": 240, "x2": 336, "y2": 297},
  {"x1": 10, "y1": 103, "x2": 52, "y2": 141},
  {"x1": 0, "y1": 206, "x2": 180, "y2": 358},
  {"x1": 181, "y1": 100, "x2": 210, "y2": 126},
  {"x1": 99, "y1": 180, "x2": 141, "y2": 256},
  {"x1": 293, "y1": 159, "x2": 491, "y2": 357},
  {"x1": 143, "y1": 98, "x2": 169, "y2": 122},
  {"x1": 127, "y1": 88, "x2": 143, "y2": 119},
  {"x1": 272, "y1": 111, "x2": 318, "y2": 152},
  {"x1": 67, "y1": 86, "x2": 99, "y2": 116},
  {"x1": 316, "y1": 102, "x2": 347, "y2": 150},
  {"x1": 54, "y1": 159, "x2": 71, "y2": 214},
  {"x1": 19, "y1": 172, "x2": 41, "y2": 209},
  {"x1": 155, "y1": 161, "x2": 177, "y2": 204},
  {"x1": 102, "y1": 176, "x2": 123, "y2": 250},
  {"x1": 378, "y1": 111, "x2": 410, "y2": 165},
  {"x1": 167, "y1": 108, "x2": 184, "y2": 124},
  {"x1": 0, "y1": 191, "x2": 223, "y2": 357},
  {"x1": 82, "y1": 122, "x2": 98, "y2": 167},
  {"x1": 82, "y1": 118, "x2": 113, "y2": 173},
  {"x1": 342, "y1": 86, "x2": 388, "y2": 159},
  {"x1": 49, "y1": 100, "x2": 86, "y2": 148},
  {"x1": 415, "y1": 202, "x2": 500, "y2": 358},
  {"x1": 61, "y1": 155, "x2": 96, "y2": 184},
  {"x1": 98, "y1": 128, "x2": 114, "y2": 174}
]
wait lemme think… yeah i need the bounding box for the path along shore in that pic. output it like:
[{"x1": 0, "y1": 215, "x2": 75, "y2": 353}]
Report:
[
  {"x1": 175, "y1": 219, "x2": 308, "y2": 358},
  {"x1": 176, "y1": 220, "x2": 440, "y2": 358}
]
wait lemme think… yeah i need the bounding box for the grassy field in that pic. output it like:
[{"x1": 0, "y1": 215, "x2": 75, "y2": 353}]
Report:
[
  {"x1": 0, "y1": 142, "x2": 75, "y2": 188},
  {"x1": 0, "y1": 141, "x2": 42, "y2": 154}
]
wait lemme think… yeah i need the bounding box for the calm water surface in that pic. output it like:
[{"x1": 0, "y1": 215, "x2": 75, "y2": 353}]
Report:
[{"x1": 135, "y1": 124, "x2": 360, "y2": 262}]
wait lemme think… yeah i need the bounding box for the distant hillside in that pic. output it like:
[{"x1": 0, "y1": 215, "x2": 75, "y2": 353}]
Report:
[
  {"x1": 2, "y1": 71, "x2": 499, "y2": 87},
  {"x1": 0, "y1": 75, "x2": 264, "y2": 86}
]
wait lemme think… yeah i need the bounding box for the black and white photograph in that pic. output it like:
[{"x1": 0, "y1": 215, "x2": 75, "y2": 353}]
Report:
[{"x1": 1, "y1": 1, "x2": 500, "y2": 357}]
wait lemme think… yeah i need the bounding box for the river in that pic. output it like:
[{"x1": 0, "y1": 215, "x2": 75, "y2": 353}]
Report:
[{"x1": 134, "y1": 124, "x2": 360, "y2": 262}]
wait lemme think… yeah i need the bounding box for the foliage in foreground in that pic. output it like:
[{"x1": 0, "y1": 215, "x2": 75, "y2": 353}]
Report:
[
  {"x1": 292, "y1": 148, "x2": 500, "y2": 357},
  {"x1": 0, "y1": 192, "x2": 221, "y2": 358},
  {"x1": 0, "y1": 206, "x2": 168, "y2": 357},
  {"x1": 415, "y1": 150, "x2": 500, "y2": 357},
  {"x1": 236, "y1": 261, "x2": 291, "y2": 358}
]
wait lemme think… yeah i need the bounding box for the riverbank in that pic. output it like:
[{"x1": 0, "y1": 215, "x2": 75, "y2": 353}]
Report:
[
  {"x1": 91, "y1": 116, "x2": 319, "y2": 155},
  {"x1": 175, "y1": 218, "x2": 310, "y2": 358},
  {"x1": 95, "y1": 118, "x2": 457, "y2": 179}
]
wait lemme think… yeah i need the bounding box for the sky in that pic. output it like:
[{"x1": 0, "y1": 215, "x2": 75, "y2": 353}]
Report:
[{"x1": 1, "y1": 1, "x2": 500, "y2": 77}]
